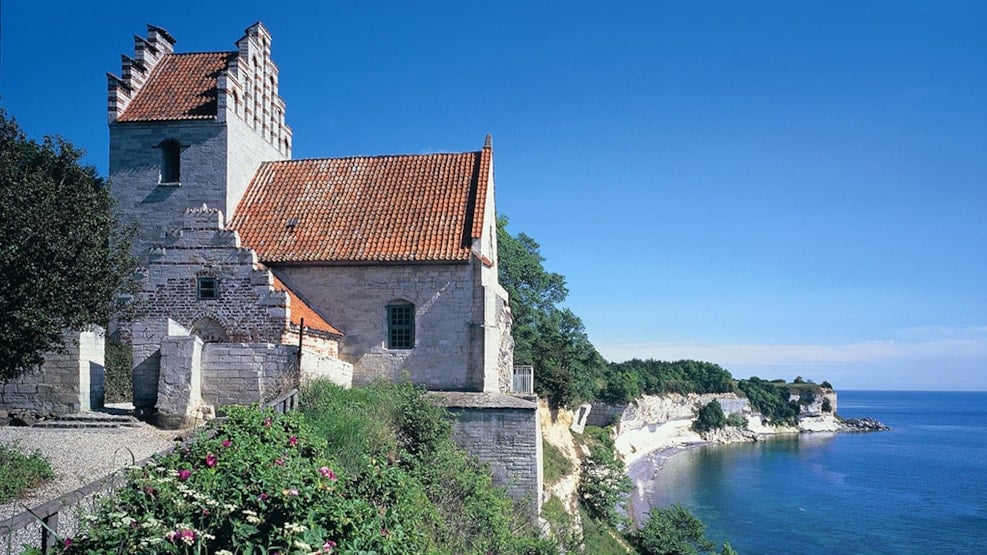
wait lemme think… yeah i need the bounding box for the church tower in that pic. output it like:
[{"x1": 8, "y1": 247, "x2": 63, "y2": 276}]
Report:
[{"x1": 107, "y1": 23, "x2": 291, "y2": 263}]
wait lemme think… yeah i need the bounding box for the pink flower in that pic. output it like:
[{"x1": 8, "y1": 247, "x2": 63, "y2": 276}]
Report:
[
  {"x1": 258, "y1": 492, "x2": 269, "y2": 502},
  {"x1": 166, "y1": 528, "x2": 196, "y2": 545},
  {"x1": 381, "y1": 527, "x2": 390, "y2": 537},
  {"x1": 221, "y1": 439, "x2": 232, "y2": 448},
  {"x1": 205, "y1": 453, "x2": 217, "y2": 468},
  {"x1": 322, "y1": 539, "x2": 337, "y2": 553},
  {"x1": 282, "y1": 488, "x2": 299, "y2": 496},
  {"x1": 318, "y1": 466, "x2": 337, "y2": 481},
  {"x1": 63, "y1": 537, "x2": 73, "y2": 548},
  {"x1": 288, "y1": 436, "x2": 298, "y2": 447},
  {"x1": 274, "y1": 457, "x2": 285, "y2": 466},
  {"x1": 176, "y1": 469, "x2": 191, "y2": 481},
  {"x1": 263, "y1": 417, "x2": 272, "y2": 428}
]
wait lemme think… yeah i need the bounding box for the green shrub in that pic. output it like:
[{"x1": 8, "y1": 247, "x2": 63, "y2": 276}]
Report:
[
  {"x1": 579, "y1": 443, "x2": 632, "y2": 527},
  {"x1": 543, "y1": 440, "x2": 575, "y2": 485},
  {"x1": 737, "y1": 377, "x2": 799, "y2": 426},
  {"x1": 692, "y1": 400, "x2": 726, "y2": 433},
  {"x1": 799, "y1": 390, "x2": 816, "y2": 406},
  {"x1": 580, "y1": 508, "x2": 633, "y2": 554},
  {"x1": 103, "y1": 337, "x2": 132, "y2": 403},
  {"x1": 0, "y1": 442, "x2": 54, "y2": 503},
  {"x1": 60, "y1": 382, "x2": 555, "y2": 554},
  {"x1": 541, "y1": 498, "x2": 583, "y2": 553},
  {"x1": 821, "y1": 397, "x2": 833, "y2": 412},
  {"x1": 635, "y1": 503, "x2": 717, "y2": 555},
  {"x1": 725, "y1": 413, "x2": 748, "y2": 428}
]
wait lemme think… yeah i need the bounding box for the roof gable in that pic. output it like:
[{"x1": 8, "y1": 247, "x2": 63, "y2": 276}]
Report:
[
  {"x1": 230, "y1": 144, "x2": 492, "y2": 263},
  {"x1": 271, "y1": 273, "x2": 342, "y2": 336},
  {"x1": 117, "y1": 52, "x2": 235, "y2": 122}
]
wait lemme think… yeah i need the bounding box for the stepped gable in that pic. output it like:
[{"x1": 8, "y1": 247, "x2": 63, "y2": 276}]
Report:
[
  {"x1": 116, "y1": 51, "x2": 236, "y2": 122},
  {"x1": 270, "y1": 273, "x2": 343, "y2": 336},
  {"x1": 230, "y1": 137, "x2": 493, "y2": 263}
]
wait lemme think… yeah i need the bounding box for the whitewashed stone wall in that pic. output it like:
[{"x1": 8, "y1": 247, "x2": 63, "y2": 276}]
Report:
[
  {"x1": 0, "y1": 328, "x2": 105, "y2": 417},
  {"x1": 276, "y1": 264, "x2": 488, "y2": 391},
  {"x1": 110, "y1": 121, "x2": 229, "y2": 263},
  {"x1": 125, "y1": 208, "x2": 351, "y2": 426}
]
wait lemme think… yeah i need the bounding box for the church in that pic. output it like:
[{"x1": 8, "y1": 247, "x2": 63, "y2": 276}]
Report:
[{"x1": 104, "y1": 21, "x2": 539, "y2": 504}]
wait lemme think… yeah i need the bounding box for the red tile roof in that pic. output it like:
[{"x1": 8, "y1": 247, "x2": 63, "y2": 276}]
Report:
[
  {"x1": 117, "y1": 52, "x2": 235, "y2": 122},
  {"x1": 271, "y1": 273, "x2": 343, "y2": 336},
  {"x1": 230, "y1": 141, "x2": 492, "y2": 263}
]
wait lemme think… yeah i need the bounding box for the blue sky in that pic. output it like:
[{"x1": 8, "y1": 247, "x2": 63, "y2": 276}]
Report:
[{"x1": 2, "y1": 1, "x2": 984, "y2": 390}]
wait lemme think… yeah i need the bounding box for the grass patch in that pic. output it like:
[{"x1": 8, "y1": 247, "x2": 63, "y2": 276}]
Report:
[
  {"x1": 0, "y1": 442, "x2": 54, "y2": 503},
  {"x1": 543, "y1": 440, "x2": 575, "y2": 484},
  {"x1": 580, "y1": 508, "x2": 632, "y2": 554}
]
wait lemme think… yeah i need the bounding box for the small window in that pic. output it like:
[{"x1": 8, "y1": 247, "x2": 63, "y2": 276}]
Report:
[
  {"x1": 386, "y1": 302, "x2": 415, "y2": 349},
  {"x1": 197, "y1": 277, "x2": 218, "y2": 300},
  {"x1": 159, "y1": 139, "x2": 181, "y2": 184}
]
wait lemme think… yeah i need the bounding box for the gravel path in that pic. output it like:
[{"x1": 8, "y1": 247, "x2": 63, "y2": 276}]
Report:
[{"x1": 0, "y1": 423, "x2": 180, "y2": 549}]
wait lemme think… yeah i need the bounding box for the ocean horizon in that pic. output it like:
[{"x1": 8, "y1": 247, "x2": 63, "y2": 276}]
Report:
[{"x1": 635, "y1": 390, "x2": 987, "y2": 554}]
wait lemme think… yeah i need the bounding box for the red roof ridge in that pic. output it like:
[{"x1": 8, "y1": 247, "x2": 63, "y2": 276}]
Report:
[{"x1": 268, "y1": 150, "x2": 483, "y2": 164}]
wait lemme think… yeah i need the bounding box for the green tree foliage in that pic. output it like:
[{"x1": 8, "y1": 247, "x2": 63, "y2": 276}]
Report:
[
  {"x1": 635, "y1": 503, "x2": 717, "y2": 555},
  {"x1": 579, "y1": 443, "x2": 633, "y2": 527},
  {"x1": 821, "y1": 397, "x2": 833, "y2": 412},
  {"x1": 799, "y1": 389, "x2": 816, "y2": 406},
  {"x1": 736, "y1": 377, "x2": 799, "y2": 425},
  {"x1": 497, "y1": 216, "x2": 605, "y2": 406},
  {"x1": 0, "y1": 110, "x2": 135, "y2": 380},
  {"x1": 601, "y1": 359, "x2": 734, "y2": 403},
  {"x1": 692, "y1": 400, "x2": 726, "y2": 433}
]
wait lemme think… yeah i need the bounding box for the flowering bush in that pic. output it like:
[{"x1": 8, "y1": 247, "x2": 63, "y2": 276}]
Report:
[{"x1": 55, "y1": 406, "x2": 428, "y2": 554}]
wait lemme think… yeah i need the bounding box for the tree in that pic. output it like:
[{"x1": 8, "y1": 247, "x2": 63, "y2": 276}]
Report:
[
  {"x1": 0, "y1": 109, "x2": 135, "y2": 380},
  {"x1": 636, "y1": 503, "x2": 717, "y2": 555},
  {"x1": 692, "y1": 400, "x2": 726, "y2": 433},
  {"x1": 497, "y1": 216, "x2": 604, "y2": 406}
]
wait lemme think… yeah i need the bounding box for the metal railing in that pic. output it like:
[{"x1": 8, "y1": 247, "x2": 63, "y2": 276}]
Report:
[
  {"x1": 0, "y1": 389, "x2": 299, "y2": 551},
  {"x1": 512, "y1": 365, "x2": 534, "y2": 395}
]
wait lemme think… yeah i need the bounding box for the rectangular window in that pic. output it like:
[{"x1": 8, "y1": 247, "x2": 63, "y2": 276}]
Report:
[
  {"x1": 387, "y1": 303, "x2": 414, "y2": 349},
  {"x1": 197, "y1": 277, "x2": 218, "y2": 300}
]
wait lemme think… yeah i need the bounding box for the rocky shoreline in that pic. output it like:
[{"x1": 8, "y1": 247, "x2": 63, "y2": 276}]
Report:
[{"x1": 839, "y1": 417, "x2": 891, "y2": 432}]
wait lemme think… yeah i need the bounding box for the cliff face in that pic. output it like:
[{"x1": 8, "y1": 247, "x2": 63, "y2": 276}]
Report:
[{"x1": 596, "y1": 389, "x2": 842, "y2": 465}]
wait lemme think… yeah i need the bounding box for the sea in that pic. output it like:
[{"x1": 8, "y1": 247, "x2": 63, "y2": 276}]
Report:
[{"x1": 636, "y1": 390, "x2": 987, "y2": 554}]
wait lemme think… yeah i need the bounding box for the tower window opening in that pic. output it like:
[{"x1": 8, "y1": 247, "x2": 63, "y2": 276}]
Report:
[{"x1": 159, "y1": 139, "x2": 182, "y2": 184}]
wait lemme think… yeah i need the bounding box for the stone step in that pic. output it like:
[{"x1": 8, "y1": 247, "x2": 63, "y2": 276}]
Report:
[
  {"x1": 55, "y1": 413, "x2": 140, "y2": 424},
  {"x1": 31, "y1": 412, "x2": 143, "y2": 429},
  {"x1": 32, "y1": 420, "x2": 133, "y2": 430}
]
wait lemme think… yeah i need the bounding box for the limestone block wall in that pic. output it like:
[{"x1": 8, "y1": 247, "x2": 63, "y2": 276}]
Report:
[
  {"x1": 276, "y1": 263, "x2": 483, "y2": 390},
  {"x1": 200, "y1": 343, "x2": 285, "y2": 407},
  {"x1": 156, "y1": 335, "x2": 204, "y2": 428},
  {"x1": 586, "y1": 402, "x2": 626, "y2": 427},
  {"x1": 0, "y1": 328, "x2": 105, "y2": 416},
  {"x1": 449, "y1": 406, "x2": 543, "y2": 514},
  {"x1": 110, "y1": 121, "x2": 229, "y2": 263},
  {"x1": 225, "y1": 112, "x2": 286, "y2": 218},
  {"x1": 130, "y1": 318, "x2": 183, "y2": 410}
]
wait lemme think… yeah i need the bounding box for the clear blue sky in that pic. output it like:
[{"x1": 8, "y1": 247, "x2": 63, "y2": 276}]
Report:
[{"x1": 2, "y1": 1, "x2": 984, "y2": 390}]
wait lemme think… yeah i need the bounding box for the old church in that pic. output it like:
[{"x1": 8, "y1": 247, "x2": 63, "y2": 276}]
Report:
[{"x1": 105, "y1": 22, "x2": 540, "y2": 504}]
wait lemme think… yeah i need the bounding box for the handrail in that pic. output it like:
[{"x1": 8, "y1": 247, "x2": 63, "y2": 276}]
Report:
[{"x1": 0, "y1": 389, "x2": 300, "y2": 550}]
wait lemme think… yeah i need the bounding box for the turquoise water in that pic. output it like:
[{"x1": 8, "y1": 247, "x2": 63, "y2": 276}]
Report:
[{"x1": 638, "y1": 391, "x2": 987, "y2": 554}]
